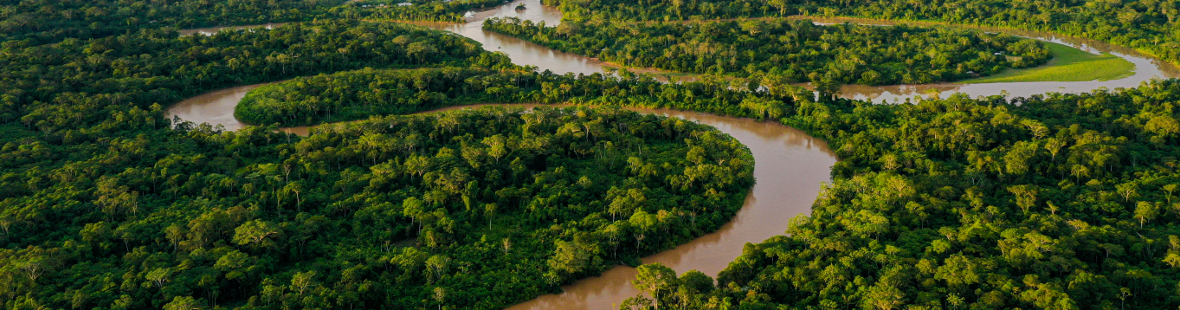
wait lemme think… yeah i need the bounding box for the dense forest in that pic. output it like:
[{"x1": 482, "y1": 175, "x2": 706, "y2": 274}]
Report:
[
  {"x1": 540, "y1": 0, "x2": 1180, "y2": 66},
  {"x1": 4, "y1": 103, "x2": 755, "y2": 308},
  {"x1": 0, "y1": 20, "x2": 502, "y2": 131},
  {"x1": 483, "y1": 18, "x2": 1051, "y2": 84},
  {"x1": 0, "y1": 0, "x2": 512, "y2": 45},
  {"x1": 0, "y1": 0, "x2": 521, "y2": 45},
  {"x1": 0, "y1": 16, "x2": 764, "y2": 309},
  {"x1": 6, "y1": 0, "x2": 1180, "y2": 308},
  {"x1": 618, "y1": 80, "x2": 1180, "y2": 309},
  {"x1": 338, "y1": 0, "x2": 509, "y2": 22},
  {"x1": 0, "y1": 0, "x2": 346, "y2": 44},
  {"x1": 235, "y1": 65, "x2": 813, "y2": 127},
  {"x1": 235, "y1": 67, "x2": 536, "y2": 126}
]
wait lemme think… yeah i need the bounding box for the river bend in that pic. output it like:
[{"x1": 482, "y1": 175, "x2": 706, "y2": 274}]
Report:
[{"x1": 166, "y1": 0, "x2": 1177, "y2": 308}]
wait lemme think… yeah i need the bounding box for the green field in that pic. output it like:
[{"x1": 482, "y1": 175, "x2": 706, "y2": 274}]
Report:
[{"x1": 966, "y1": 41, "x2": 1135, "y2": 83}]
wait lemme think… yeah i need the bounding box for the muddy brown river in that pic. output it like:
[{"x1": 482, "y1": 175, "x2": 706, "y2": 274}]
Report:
[{"x1": 166, "y1": 1, "x2": 1180, "y2": 308}]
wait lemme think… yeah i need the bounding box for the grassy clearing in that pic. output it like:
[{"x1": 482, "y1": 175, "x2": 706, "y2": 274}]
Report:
[{"x1": 966, "y1": 41, "x2": 1134, "y2": 83}]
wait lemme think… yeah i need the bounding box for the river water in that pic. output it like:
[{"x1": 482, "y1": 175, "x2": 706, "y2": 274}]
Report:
[
  {"x1": 167, "y1": 84, "x2": 261, "y2": 131},
  {"x1": 166, "y1": 1, "x2": 1179, "y2": 309},
  {"x1": 403, "y1": 0, "x2": 622, "y2": 76}
]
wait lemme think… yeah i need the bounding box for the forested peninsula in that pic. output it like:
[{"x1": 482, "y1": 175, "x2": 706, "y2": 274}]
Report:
[
  {"x1": 235, "y1": 67, "x2": 533, "y2": 126},
  {"x1": 541, "y1": 0, "x2": 1180, "y2": 66},
  {"x1": 483, "y1": 18, "x2": 1051, "y2": 85}
]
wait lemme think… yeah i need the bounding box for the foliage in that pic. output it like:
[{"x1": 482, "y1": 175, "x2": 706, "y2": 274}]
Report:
[
  {"x1": 622, "y1": 80, "x2": 1180, "y2": 309},
  {"x1": 0, "y1": 104, "x2": 755, "y2": 309},
  {"x1": 0, "y1": 20, "x2": 496, "y2": 132},
  {"x1": 967, "y1": 42, "x2": 1135, "y2": 83},
  {"x1": 235, "y1": 67, "x2": 530, "y2": 126},
  {"x1": 8, "y1": 0, "x2": 1180, "y2": 309},
  {"x1": 335, "y1": 0, "x2": 510, "y2": 23},
  {"x1": 235, "y1": 65, "x2": 818, "y2": 127},
  {"x1": 484, "y1": 17, "x2": 1051, "y2": 85},
  {"x1": 0, "y1": 0, "x2": 346, "y2": 44},
  {"x1": 540, "y1": 0, "x2": 1180, "y2": 66},
  {"x1": 0, "y1": 15, "x2": 760, "y2": 309}
]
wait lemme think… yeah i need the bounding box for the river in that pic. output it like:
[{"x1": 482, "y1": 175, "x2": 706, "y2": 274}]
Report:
[
  {"x1": 400, "y1": 0, "x2": 629, "y2": 76},
  {"x1": 165, "y1": 0, "x2": 1176, "y2": 309}
]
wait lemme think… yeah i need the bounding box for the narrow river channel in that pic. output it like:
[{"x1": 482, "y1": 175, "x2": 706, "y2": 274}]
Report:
[{"x1": 165, "y1": 0, "x2": 1180, "y2": 308}]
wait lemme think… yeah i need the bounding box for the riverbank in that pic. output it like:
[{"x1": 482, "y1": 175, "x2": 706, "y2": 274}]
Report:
[
  {"x1": 167, "y1": 0, "x2": 1180, "y2": 308},
  {"x1": 966, "y1": 41, "x2": 1134, "y2": 83}
]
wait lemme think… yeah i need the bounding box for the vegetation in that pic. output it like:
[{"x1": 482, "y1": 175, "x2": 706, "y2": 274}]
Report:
[
  {"x1": 235, "y1": 67, "x2": 534, "y2": 126},
  {"x1": 0, "y1": 16, "x2": 761, "y2": 309},
  {"x1": 337, "y1": 0, "x2": 509, "y2": 23},
  {"x1": 484, "y1": 18, "x2": 1051, "y2": 85},
  {"x1": 0, "y1": 20, "x2": 499, "y2": 132},
  {"x1": 0, "y1": 0, "x2": 514, "y2": 46},
  {"x1": 7, "y1": 0, "x2": 1180, "y2": 309},
  {"x1": 0, "y1": 0, "x2": 346, "y2": 44},
  {"x1": 540, "y1": 0, "x2": 1180, "y2": 66},
  {"x1": 967, "y1": 42, "x2": 1135, "y2": 83},
  {"x1": 620, "y1": 81, "x2": 1180, "y2": 309},
  {"x1": 235, "y1": 65, "x2": 813, "y2": 127},
  {"x1": 4, "y1": 103, "x2": 755, "y2": 309}
]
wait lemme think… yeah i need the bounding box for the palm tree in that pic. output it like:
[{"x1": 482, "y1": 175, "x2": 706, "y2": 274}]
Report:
[{"x1": 434, "y1": 287, "x2": 447, "y2": 310}]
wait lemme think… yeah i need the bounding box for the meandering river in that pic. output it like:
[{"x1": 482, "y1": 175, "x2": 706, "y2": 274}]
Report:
[{"x1": 166, "y1": 0, "x2": 1180, "y2": 308}]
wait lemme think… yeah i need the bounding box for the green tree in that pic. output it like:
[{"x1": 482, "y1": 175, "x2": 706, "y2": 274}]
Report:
[{"x1": 232, "y1": 220, "x2": 282, "y2": 250}]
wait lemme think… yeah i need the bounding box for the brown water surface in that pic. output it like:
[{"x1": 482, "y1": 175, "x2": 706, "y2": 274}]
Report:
[
  {"x1": 167, "y1": 84, "x2": 263, "y2": 131},
  {"x1": 406, "y1": 0, "x2": 652, "y2": 76}
]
